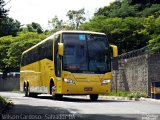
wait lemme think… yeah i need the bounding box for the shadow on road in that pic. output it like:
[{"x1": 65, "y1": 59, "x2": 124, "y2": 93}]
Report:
[
  {"x1": 1, "y1": 104, "x2": 141, "y2": 120},
  {"x1": 29, "y1": 95, "x2": 130, "y2": 103},
  {"x1": 79, "y1": 114, "x2": 141, "y2": 120}
]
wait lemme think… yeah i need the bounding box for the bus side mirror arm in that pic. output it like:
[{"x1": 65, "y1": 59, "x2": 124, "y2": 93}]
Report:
[
  {"x1": 110, "y1": 44, "x2": 118, "y2": 57},
  {"x1": 110, "y1": 44, "x2": 118, "y2": 70},
  {"x1": 58, "y1": 43, "x2": 64, "y2": 56}
]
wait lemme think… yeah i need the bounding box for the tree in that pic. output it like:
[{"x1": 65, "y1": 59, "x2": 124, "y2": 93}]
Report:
[
  {"x1": 0, "y1": 0, "x2": 9, "y2": 20},
  {"x1": 94, "y1": 0, "x2": 160, "y2": 18},
  {"x1": 94, "y1": 1, "x2": 121, "y2": 17},
  {"x1": 66, "y1": 8, "x2": 86, "y2": 29},
  {"x1": 131, "y1": 0, "x2": 160, "y2": 4},
  {"x1": 81, "y1": 0, "x2": 160, "y2": 54},
  {"x1": 20, "y1": 22, "x2": 43, "y2": 34},
  {"x1": 0, "y1": 17, "x2": 21, "y2": 37},
  {"x1": 48, "y1": 16, "x2": 64, "y2": 32},
  {"x1": 31, "y1": 22, "x2": 43, "y2": 34},
  {"x1": 0, "y1": 35, "x2": 12, "y2": 72},
  {"x1": 80, "y1": 16, "x2": 150, "y2": 53},
  {"x1": 0, "y1": 32, "x2": 47, "y2": 71},
  {"x1": 148, "y1": 16, "x2": 160, "y2": 53}
]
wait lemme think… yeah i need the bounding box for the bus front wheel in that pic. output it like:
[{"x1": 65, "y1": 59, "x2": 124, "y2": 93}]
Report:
[
  {"x1": 90, "y1": 94, "x2": 98, "y2": 101},
  {"x1": 51, "y1": 83, "x2": 63, "y2": 100},
  {"x1": 54, "y1": 94, "x2": 63, "y2": 100}
]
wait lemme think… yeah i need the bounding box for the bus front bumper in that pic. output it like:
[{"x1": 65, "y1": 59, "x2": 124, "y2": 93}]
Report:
[{"x1": 59, "y1": 82, "x2": 111, "y2": 95}]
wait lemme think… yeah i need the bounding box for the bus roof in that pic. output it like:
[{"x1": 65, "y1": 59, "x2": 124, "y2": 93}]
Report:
[
  {"x1": 57, "y1": 30, "x2": 105, "y2": 35},
  {"x1": 22, "y1": 30, "x2": 106, "y2": 55}
]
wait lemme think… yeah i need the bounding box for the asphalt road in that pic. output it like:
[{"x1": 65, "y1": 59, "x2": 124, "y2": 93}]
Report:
[{"x1": 0, "y1": 92, "x2": 160, "y2": 120}]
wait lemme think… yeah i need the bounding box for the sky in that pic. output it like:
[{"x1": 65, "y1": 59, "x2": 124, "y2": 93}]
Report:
[{"x1": 5, "y1": 0, "x2": 115, "y2": 29}]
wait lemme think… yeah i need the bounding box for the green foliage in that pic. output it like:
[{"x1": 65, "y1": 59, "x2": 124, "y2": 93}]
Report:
[
  {"x1": 0, "y1": 0, "x2": 9, "y2": 20},
  {"x1": 94, "y1": 0, "x2": 160, "y2": 18},
  {"x1": 0, "y1": 96, "x2": 13, "y2": 113},
  {"x1": 20, "y1": 22, "x2": 43, "y2": 34},
  {"x1": 80, "y1": 0, "x2": 160, "y2": 54},
  {"x1": 141, "y1": 4, "x2": 160, "y2": 17},
  {"x1": 109, "y1": 90, "x2": 146, "y2": 99},
  {"x1": 131, "y1": 0, "x2": 160, "y2": 4},
  {"x1": 109, "y1": 90, "x2": 130, "y2": 97},
  {"x1": 0, "y1": 36, "x2": 13, "y2": 71},
  {"x1": 0, "y1": 17, "x2": 21, "y2": 37},
  {"x1": 48, "y1": 9, "x2": 86, "y2": 32},
  {"x1": 48, "y1": 15, "x2": 64, "y2": 32},
  {"x1": 149, "y1": 35, "x2": 160, "y2": 53},
  {"x1": 0, "y1": 32, "x2": 47, "y2": 71},
  {"x1": 0, "y1": 95, "x2": 8, "y2": 112},
  {"x1": 66, "y1": 8, "x2": 86, "y2": 29},
  {"x1": 127, "y1": 92, "x2": 146, "y2": 99},
  {"x1": 80, "y1": 16, "x2": 151, "y2": 53},
  {"x1": 146, "y1": 16, "x2": 160, "y2": 53}
]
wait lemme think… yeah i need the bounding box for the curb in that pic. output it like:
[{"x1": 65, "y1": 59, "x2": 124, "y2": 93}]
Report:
[
  {"x1": 139, "y1": 97, "x2": 160, "y2": 104},
  {"x1": 99, "y1": 95, "x2": 160, "y2": 103},
  {"x1": 99, "y1": 96, "x2": 132, "y2": 101}
]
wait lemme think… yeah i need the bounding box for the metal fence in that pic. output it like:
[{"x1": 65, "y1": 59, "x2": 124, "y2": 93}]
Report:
[{"x1": 118, "y1": 46, "x2": 149, "y2": 60}]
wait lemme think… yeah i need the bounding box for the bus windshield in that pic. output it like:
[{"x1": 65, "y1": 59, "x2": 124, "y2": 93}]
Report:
[{"x1": 62, "y1": 33, "x2": 111, "y2": 74}]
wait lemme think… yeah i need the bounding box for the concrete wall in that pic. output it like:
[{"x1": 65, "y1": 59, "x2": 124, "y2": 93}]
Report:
[
  {"x1": 112, "y1": 54, "x2": 160, "y2": 96},
  {"x1": 0, "y1": 75, "x2": 20, "y2": 91},
  {"x1": 148, "y1": 54, "x2": 160, "y2": 82},
  {"x1": 1, "y1": 54, "x2": 160, "y2": 94}
]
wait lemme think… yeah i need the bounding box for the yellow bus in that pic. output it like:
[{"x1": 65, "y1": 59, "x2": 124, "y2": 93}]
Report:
[{"x1": 20, "y1": 30, "x2": 118, "y2": 101}]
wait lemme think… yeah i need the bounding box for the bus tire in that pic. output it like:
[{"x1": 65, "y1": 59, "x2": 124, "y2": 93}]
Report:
[
  {"x1": 90, "y1": 94, "x2": 98, "y2": 101},
  {"x1": 25, "y1": 84, "x2": 29, "y2": 97},
  {"x1": 50, "y1": 82, "x2": 63, "y2": 100},
  {"x1": 54, "y1": 94, "x2": 63, "y2": 100},
  {"x1": 29, "y1": 93, "x2": 38, "y2": 98},
  {"x1": 25, "y1": 83, "x2": 38, "y2": 97}
]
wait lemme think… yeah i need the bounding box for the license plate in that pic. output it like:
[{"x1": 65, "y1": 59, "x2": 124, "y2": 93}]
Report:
[{"x1": 84, "y1": 87, "x2": 92, "y2": 91}]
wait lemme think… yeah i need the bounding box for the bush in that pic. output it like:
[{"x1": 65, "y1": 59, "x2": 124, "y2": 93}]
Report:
[
  {"x1": 0, "y1": 96, "x2": 8, "y2": 112},
  {"x1": 109, "y1": 90, "x2": 130, "y2": 97},
  {"x1": 109, "y1": 91, "x2": 146, "y2": 99},
  {"x1": 127, "y1": 92, "x2": 146, "y2": 99}
]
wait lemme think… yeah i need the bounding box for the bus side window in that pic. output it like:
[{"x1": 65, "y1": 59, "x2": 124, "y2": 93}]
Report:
[
  {"x1": 54, "y1": 35, "x2": 61, "y2": 77},
  {"x1": 21, "y1": 55, "x2": 25, "y2": 66}
]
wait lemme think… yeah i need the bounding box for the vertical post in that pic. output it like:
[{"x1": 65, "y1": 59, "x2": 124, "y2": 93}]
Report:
[{"x1": 115, "y1": 70, "x2": 117, "y2": 93}]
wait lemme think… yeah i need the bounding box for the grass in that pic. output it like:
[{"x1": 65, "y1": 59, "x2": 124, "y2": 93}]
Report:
[
  {"x1": 127, "y1": 92, "x2": 146, "y2": 99},
  {"x1": 0, "y1": 96, "x2": 8, "y2": 106},
  {"x1": 0, "y1": 96, "x2": 10, "y2": 113},
  {"x1": 109, "y1": 90, "x2": 130, "y2": 97},
  {"x1": 108, "y1": 90, "x2": 147, "y2": 99}
]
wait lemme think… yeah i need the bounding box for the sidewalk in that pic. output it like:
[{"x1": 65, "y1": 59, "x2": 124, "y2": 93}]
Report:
[
  {"x1": 99, "y1": 95, "x2": 160, "y2": 103},
  {"x1": 139, "y1": 97, "x2": 160, "y2": 104}
]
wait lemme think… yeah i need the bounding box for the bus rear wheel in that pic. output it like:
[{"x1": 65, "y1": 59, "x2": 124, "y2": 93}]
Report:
[
  {"x1": 90, "y1": 94, "x2": 98, "y2": 101},
  {"x1": 24, "y1": 84, "x2": 29, "y2": 97},
  {"x1": 24, "y1": 84, "x2": 37, "y2": 97}
]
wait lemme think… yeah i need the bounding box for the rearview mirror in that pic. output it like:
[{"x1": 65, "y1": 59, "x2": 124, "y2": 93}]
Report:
[
  {"x1": 58, "y1": 43, "x2": 64, "y2": 56},
  {"x1": 110, "y1": 45, "x2": 118, "y2": 57},
  {"x1": 110, "y1": 45, "x2": 118, "y2": 70}
]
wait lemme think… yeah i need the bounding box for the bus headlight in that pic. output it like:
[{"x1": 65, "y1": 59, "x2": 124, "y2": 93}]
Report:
[
  {"x1": 64, "y1": 78, "x2": 75, "y2": 85},
  {"x1": 102, "y1": 79, "x2": 111, "y2": 84}
]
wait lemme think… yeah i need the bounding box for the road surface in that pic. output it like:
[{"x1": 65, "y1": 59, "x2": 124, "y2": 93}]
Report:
[{"x1": 0, "y1": 92, "x2": 160, "y2": 120}]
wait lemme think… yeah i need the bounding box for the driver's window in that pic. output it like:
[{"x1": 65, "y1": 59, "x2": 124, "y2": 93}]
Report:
[{"x1": 54, "y1": 35, "x2": 61, "y2": 77}]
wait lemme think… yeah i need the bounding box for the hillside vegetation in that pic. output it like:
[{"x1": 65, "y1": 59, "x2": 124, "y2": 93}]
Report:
[
  {"x1": 0, "y1": 0, "x2": 160, "y2": 72},
  {"x1": 80, "y1": 0, "x2": 160, "y2": 54}
]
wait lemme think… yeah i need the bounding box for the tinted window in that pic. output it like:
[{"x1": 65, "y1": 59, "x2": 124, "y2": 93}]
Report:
[
  {"x1": 21, "y1": 39, "x2": 53, "y2": 66},
  {"x1": 62, "y1": 33, "x2": 111, "y2": 74}
]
